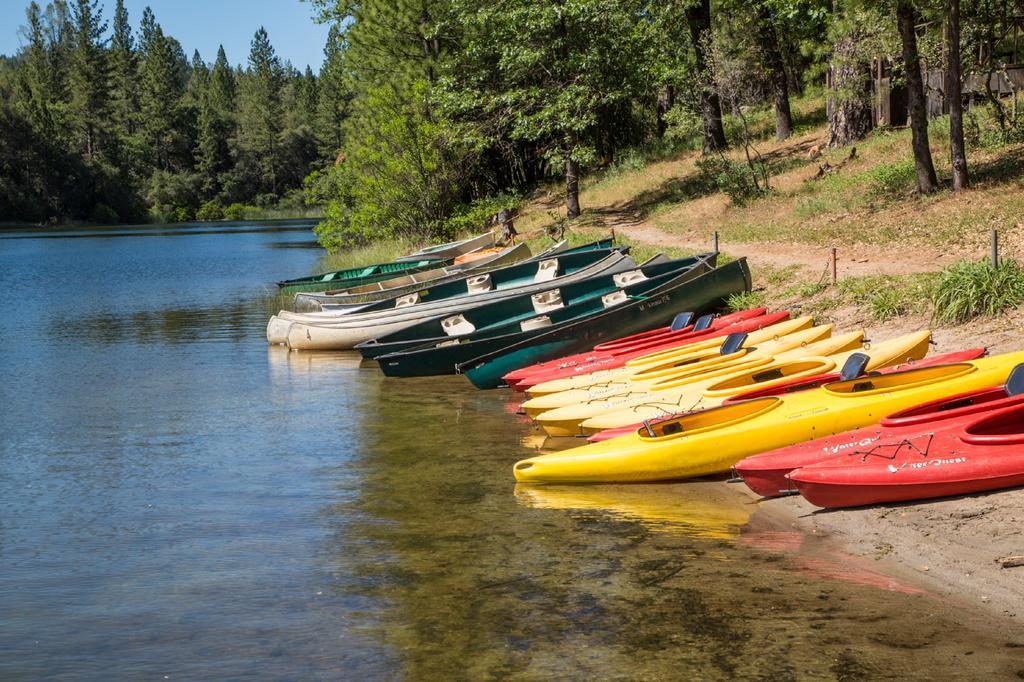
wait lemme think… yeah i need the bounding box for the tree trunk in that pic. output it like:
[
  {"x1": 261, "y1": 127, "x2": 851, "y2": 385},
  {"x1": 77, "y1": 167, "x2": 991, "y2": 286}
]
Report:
[
  {"x1": 565, "y1": 153, "x2": 581, "y2": 220},
  {"x1": 827, "y1": 31, "x2": 874, "y2": 147},
  {"x1": 685, "y1": 0, "x2": 727, "y2": 152},
  {"x1": 897, "y1": 0, "x2": 939, "y2": 193},
  {"x1": 755, "y1": 4, "x2": 793, "y2": 141},
  {"x1": 947, "y1": 0, "x2": 969, "y2": 190},
  {"x1": 656, "y1": 84, "x2": 675, "y2": 138}
]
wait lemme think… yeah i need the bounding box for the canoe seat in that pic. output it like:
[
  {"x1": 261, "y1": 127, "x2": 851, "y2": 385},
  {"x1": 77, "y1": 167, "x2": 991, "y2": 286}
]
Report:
[
  {"x1": 613, "y1": 269, "x2": 647, "y2": 287},
  {"x1": 602, "y1": 290, "x2": 629, "y2": 308},
  {"x1": 534, "y1": 259, "x2": 560, "y2": 282},
  {"x1": 467, "y1": 273, "x2": 493, "y2": 293},
  {"x1": 441, "y1": 314, "x2": 476, "y2": 336},
  {"x1": 670, "y1": 312, "x2": 695, "y2": 331},
  {"x1": 395, "y1": 292, "x2": 420, "y2": 308},
  {"x1": 532, "y1": 290, "x2": 564, "y2": 313},
  {"x1": 521, "y1": 316, "x2": 554, "y2": 332}
]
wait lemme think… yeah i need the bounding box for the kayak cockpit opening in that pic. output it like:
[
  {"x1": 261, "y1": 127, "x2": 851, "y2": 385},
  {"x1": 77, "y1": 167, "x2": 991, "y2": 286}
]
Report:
[
  {"x1": 961, "y1": 404, "x2": 1024, "y2": 445},
  {"x1": 638, "y1": 397, "x2": 781, "y2": 440},
  {"x1": 825, "y1": 363, "x2": 974, "y2": 396}
]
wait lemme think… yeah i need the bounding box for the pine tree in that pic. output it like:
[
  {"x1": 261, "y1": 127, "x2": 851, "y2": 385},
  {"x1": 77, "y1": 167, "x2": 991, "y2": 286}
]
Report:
[
  {"x1": 67, "y1": 0, "x2": 110, "y2": 160},
  {"x1": 315, "y1": 23, "x2": 348, "y2": 158},
  {"x1": 139, "y1": 23, "x2": 185, "y2": 171},
  {"x1": 235, "y1": 27, "x2": 283, "y2": 196},
  {"x1": 110, "y1": 0, "x2": 139, "y2": 136}
]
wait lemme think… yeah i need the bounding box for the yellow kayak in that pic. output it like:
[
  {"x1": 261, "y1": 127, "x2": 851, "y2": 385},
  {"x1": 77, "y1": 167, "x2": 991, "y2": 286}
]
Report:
[
  {"x1": 521, "y1": 321, "x2": 832, "y2": 419},
  {"x1": 526, "y1": 316, "x2": 815, "y2": 397},
  {"x1": 513, "y1": 350, "x2": 1024, "y2": 484},
  {"x1": 575, "y1": 330, "x2": 932, "y2": 435},
  {"x1": 533, "y1": 329, "x2": 885, "y2": 436}
]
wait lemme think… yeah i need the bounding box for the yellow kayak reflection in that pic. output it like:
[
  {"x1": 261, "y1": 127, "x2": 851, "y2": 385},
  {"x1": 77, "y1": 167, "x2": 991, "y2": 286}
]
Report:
[{"x1": 514, "y1": 482, "x2": 752, "y2": 540}]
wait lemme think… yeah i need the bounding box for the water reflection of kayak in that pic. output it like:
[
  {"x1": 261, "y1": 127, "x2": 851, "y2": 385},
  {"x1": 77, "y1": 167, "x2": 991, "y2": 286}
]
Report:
[{"x1": 514, "y1": 482, "x2": 752, "y2": 540}]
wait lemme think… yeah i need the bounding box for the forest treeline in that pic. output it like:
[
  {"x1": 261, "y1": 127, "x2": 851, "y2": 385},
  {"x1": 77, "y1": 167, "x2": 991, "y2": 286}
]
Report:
[
  {"x1": 0, "y1": 0, "x2": 345, "y2": 224},
  {"x1": 3, "y1": 0, "x2": 1023, "y2": 241},
  {"x1": 305, "y1": 0, "x2": 1024, "y2": 250}
]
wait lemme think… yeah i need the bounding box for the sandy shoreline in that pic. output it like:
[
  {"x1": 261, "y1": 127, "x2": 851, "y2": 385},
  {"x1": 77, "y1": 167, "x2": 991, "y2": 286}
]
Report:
[{"x1": 738, "y1": 480, "x2": 1024, "y2": 624}]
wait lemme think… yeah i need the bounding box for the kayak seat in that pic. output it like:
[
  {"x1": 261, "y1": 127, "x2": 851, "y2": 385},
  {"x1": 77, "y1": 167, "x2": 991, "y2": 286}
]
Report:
[
  {"x1": 670, "y1": 312, "x2": 695, "y2": 331},
  {"x1": 752, "y1": 368, "x2": 785, "y2": 383},
  {"x1": 840, "y1": 352, "x2": 871, "y2": 381},
  {"x1": 720, "y1": 333, "x2": 747, "y2": 356},
  {"x1": 692, "y1": 314, "x2": 714, "y2": 332},
  {"x1": 1005, "y1": 363, "x2": 1024, "y2": 396},
  {"x1": 851, "y1": 380, "x2": 876, "y2": 393}
]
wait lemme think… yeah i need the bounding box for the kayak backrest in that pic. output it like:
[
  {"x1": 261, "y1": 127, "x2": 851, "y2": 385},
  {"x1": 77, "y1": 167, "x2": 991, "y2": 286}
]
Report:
[
  {"x1": 1006, "y1": 363, "x2": 1024, "y2": 396},
  {"x1": 692, "y1": 313, "x2": 714, "y2": 332},
  {"x1": 840, "y1": 352, "x2": 871, "y2": 381},
  {"x1": 671, "y1": 312, "x2": 695, "y2": 331},
  {"x1": 720, "y1": 332, "x2": 747, "y2": 356}
]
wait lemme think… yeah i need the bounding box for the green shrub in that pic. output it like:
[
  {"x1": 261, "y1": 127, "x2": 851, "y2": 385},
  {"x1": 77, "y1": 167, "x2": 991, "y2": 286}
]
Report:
[
  {"x1": 932, "y1": 258, "x2": 1024, "y2": 324},
  {"x1": 865, "y1": 159, "x2": 916, "y2": 197},
  {"x1": 695, "y1": 156, "x2": 769, "y2": 206},
  {"x1": 170, "y1": 206, "x2": 193, "y2": 223},
  {"x1": 965, "y1": 105, "x2": 1024, "y2": 150},
  {"x1": 196, "y1": 201, "x2": 224, "y2": 221},
  {"x1": 223, "y1": 203, "x2": 250, "y2": 221},
  {"x1": 442, "y1": 190, "x2": 523, "y2": 240},
  {"x1": 90, "y1": 203, "x2": 119, "y2": 225}
]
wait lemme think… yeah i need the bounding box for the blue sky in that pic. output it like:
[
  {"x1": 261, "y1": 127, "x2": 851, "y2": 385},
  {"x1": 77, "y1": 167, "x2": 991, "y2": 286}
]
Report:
[{"x1": 0, "y1": 0, "x2": 333, "y2": 70}]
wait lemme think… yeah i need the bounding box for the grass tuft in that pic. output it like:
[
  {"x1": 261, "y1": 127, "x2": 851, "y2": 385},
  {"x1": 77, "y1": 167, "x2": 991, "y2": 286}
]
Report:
[
  {"x1": 726, "y1": 290, "x2": 767, "y2": 312},
  {"x1": 931, "y1": 259, "x2": 1024, "y2": 324}
]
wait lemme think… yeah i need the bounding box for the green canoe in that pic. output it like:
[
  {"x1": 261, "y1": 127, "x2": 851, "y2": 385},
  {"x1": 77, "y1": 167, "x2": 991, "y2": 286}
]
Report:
[{"x1": 277, "y1": 257, "x2": 446, "y2": 294}]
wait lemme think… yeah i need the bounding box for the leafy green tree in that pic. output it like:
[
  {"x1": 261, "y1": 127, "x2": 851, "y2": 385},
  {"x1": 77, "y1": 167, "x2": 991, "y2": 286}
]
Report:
[{"x1": 440, "y1": 0, "x2": 653, "y2": 218}]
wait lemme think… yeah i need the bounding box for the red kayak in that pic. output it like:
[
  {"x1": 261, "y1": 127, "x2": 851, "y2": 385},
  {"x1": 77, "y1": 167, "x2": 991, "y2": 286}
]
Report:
[
  {"x1": 789, "y1": 401, "x2": 1024, "y2": 508},
  {"x1": 504, "y1": 309, "x2": 788, "y2": 391},
  {"x1": 736, "y1": 352, "x2": 1015, "y2": 499},
  {"x1": 502, "y1": 307, "x2": 770, "y2": 390},
  {"x1": 587, "y1": 349, "x2": 989, "y2": 444},
  {"x1": 590, "y1": 307, "x2": 766, "y2": 353}
]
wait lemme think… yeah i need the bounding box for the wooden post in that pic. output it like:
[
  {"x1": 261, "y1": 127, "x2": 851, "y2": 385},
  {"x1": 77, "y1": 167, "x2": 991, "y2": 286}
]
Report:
[
  {"x1": 991, "y1": 229, "x2": 999, "y2": 268},
  {"x1": 713, "y1": 230, "x2": 719, "y2": 254},
  {"x1": 831, "y1": 247, "x2": 838, "y2": 285}
]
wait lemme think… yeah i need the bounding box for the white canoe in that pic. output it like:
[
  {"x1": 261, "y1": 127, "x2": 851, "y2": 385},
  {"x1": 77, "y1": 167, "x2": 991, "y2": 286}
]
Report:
[{"x1": 269, "y1": 252, "x2": 638, "y2": 350}]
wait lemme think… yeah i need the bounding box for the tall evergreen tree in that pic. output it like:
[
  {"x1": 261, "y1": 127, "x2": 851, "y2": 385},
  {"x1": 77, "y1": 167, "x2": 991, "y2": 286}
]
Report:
[
  {"x1": 67, "y1": 0, "x2": 110, "y2": 160},
  {"x1": 315, "y1": 23, "x2": 348, "y2": 158},
  {"x1": 139, "y1": 23, "x2": 185, "y2": 171},
  {"x1": 194, "y1": 45, "x2": 235, "y2": 199},
  {"x1": 110, "y1": 0, "x2": 139, "y2": 135},
  {"x1": 236, "y1": 27, "x2": 283, "y2": 196}
]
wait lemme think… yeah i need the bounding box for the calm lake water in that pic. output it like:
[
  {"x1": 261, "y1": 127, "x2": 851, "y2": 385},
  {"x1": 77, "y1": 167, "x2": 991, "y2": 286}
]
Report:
[{"x1": 1, "y1": 222, "x2": 1022, "y2": 679}]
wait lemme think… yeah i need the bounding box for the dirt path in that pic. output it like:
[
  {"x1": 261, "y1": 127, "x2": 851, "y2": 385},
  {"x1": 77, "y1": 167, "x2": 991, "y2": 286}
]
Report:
[{"x1": 615, "y1": 222, "x2": 962, "y2": 278}]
